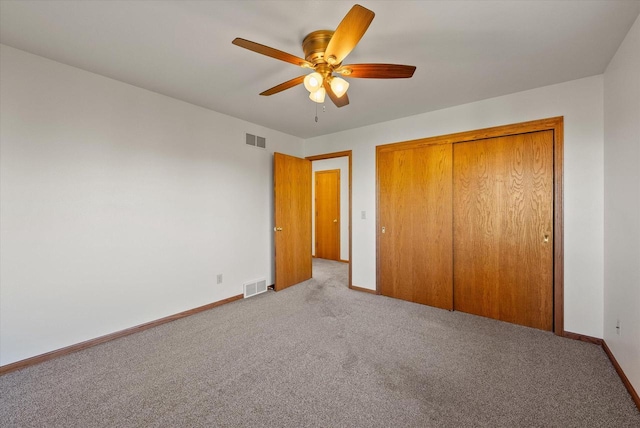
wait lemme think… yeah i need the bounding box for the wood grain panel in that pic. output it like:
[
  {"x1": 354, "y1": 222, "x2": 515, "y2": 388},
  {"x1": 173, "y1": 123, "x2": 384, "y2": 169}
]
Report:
[
  {"x1": 377, "y1": 117, "x2": 563, "y2": 153},
  {"x1": 453, "y1": 131, "x2": 554, "y2": 330},
  {"x1": 315, "y1": 170, "x2": 340, "y2": 261},
  {"x1": 378, "y1": 144, "x2": 453, "y2": 309},
  {"x1": 553, "y1": 121, "x2": 565, "y2": 335},
  {"x1": 274, "y1": 153, "x2": 312, "y2": 291}
]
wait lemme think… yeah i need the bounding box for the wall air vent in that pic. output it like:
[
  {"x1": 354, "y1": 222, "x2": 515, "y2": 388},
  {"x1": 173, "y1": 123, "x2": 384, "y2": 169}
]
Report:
[
  {"x1": 246, "y1": 133, "x2": 266, "y2": 149},
  {"x1": 244, "y1": 278, "x2": 268, "y2": 298}
]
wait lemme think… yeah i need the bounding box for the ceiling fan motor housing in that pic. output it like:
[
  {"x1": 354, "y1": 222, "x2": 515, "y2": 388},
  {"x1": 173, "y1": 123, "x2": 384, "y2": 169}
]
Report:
[{"x1": 302, "y1": 30, "x2": 334, "y2": 65}]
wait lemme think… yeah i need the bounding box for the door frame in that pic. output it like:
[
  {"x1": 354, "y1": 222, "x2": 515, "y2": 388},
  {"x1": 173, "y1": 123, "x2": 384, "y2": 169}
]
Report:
[
  {"x1": 375, "y1": 117, "x2": 564, "y2": 335},
  {"x1": 306, "y1": 151, "x2": 353, "y2": 288}
]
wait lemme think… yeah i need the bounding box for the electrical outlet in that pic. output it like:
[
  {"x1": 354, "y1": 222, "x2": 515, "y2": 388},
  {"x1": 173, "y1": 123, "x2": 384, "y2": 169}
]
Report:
[
  {"x1": 217, "y1": 274, "x2": 223, "y2": 285},
  {"x1": 616, "y1": 319, "x2": 621, "y2": 335}
]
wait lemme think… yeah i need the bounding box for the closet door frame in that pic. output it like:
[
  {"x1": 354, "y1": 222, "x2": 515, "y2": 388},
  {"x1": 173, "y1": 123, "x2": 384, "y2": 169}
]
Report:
[{"x1": 375, "y1": 116, "x2": 564, "y2": 335}]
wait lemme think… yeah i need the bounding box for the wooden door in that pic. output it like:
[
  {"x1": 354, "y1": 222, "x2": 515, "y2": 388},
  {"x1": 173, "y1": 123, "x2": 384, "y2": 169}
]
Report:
[
  {"x1": 274, "y1": 153, "x2": 312, "y2": 291},
  {"x1": 315, "y1": 170, "x2": 341, "y2": 261},
  {"x1": 453, "y1": 131, "x2": 554, "y2": 330},
  {"x1": 378, "y1": 144, "x2": 453, "y2": 309}
]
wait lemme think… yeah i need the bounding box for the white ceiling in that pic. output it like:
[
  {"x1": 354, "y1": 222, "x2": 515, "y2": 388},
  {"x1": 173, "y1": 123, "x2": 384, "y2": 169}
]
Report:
[{"x1": 1, "y1": 1, "x2": 639, "y2": 139}]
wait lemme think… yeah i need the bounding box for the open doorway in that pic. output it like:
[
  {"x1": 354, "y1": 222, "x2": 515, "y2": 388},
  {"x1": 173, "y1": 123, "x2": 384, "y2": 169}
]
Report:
[{"x1": 307, "y1": 151, "x2": 352, "y2": 288}]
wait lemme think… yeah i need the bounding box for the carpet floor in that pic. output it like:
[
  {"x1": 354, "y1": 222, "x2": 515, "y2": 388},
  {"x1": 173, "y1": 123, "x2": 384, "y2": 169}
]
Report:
[{"x1": 1, "y1": 258, "x2": 639, "y2": 427}]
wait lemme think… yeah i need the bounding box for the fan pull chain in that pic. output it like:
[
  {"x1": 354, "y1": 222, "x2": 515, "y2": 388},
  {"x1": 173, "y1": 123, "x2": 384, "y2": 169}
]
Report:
[{"x1": 315, "y1": 103, "x2": 318, "y2": 123}]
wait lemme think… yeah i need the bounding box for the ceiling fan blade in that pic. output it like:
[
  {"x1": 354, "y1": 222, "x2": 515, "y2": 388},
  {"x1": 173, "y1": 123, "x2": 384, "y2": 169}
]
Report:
[
  {"x1": 324, "y1": 80, "x2": 349, "y2": 108},
  {"x1": 336, "y1": 64, "x2": 416, "y2": 79},
  {"x1": 232, "y1": 38, "x2": 313, "y2": 68},
  {"x1": 260, "y1": 75, "x2": 306, "y2": 96},
  {"x1": 324, "y1": 4, "x2": 375, "y2": 65}
]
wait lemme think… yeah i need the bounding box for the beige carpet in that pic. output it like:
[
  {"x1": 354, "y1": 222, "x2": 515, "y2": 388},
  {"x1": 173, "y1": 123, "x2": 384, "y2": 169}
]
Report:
[{"x1": 1, "y1": 258, "x2": 638, "y2": 427}]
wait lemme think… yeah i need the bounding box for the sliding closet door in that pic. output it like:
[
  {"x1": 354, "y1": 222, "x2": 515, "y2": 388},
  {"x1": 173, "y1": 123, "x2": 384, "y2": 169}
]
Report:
[
  {"x1": 378, "y1": 144, "x2": 453, "y2": 309},
  {"x1": 453, "y1": 131, "x2": 554, "y2": 330}
]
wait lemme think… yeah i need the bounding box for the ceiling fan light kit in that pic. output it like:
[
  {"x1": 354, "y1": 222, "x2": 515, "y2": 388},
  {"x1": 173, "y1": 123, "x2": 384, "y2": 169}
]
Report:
[
  {"x1": 329, "y1": 76, "x2": 349, "y2": 98},
  {"x1": 232, "y1": 4, "x2": 416, "y2": 108},
  {"x1": 302, "y1": 73, "x2": 349, "y2": 103},
  {"x1": 303, "y1": 72, "x2": 323, "y2": 93},
  {"x1": 309, "y1": 87, "x2": 326, "y2": 103}
]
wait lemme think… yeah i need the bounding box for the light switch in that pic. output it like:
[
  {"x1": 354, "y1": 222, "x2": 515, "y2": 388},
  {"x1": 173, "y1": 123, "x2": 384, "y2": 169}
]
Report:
[{"x1": 361, "y1": 211, "x2": 366, "y2": 219}]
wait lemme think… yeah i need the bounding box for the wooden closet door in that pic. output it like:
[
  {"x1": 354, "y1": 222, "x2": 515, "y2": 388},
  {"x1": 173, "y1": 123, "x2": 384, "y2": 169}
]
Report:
[
  {"x1": 378, "y1": 144, "x2": 453, "y2": 309},
  {"x1": 453, "y1": 131, "x2": 554, "y2": 330}
]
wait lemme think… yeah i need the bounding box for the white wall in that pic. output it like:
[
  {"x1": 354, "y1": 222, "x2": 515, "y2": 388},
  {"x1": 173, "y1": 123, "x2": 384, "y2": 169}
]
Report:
[
  {"x1": 311, "y1": 157, "x2": 349, "y2": 261},
  {"x1": 603, "y1": 15, "x2": 640, "y2": 393},
  {"x1": 0, "y1": 45, "x2": 304, "y2": 366},
  {"x1": 305, "y1": 75, "x2": 605, "y2": 338}
]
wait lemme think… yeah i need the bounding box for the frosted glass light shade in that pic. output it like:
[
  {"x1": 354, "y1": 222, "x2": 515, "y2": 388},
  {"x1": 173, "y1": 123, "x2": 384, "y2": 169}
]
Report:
[
  {"x1": 303, "y1": 72, "x2": 323, "y2": 92},
  {"x1": 309, "y1": 87, "x2": 326, "y2": 103},
  {"x1": 330, "y1": 77, "x2": 349, "y2": 98}
]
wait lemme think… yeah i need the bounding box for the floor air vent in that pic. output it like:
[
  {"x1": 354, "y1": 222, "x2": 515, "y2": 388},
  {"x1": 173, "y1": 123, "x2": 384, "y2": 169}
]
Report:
[{"x1": 244, "y1": 278, "x2": 268, "y2": 298}]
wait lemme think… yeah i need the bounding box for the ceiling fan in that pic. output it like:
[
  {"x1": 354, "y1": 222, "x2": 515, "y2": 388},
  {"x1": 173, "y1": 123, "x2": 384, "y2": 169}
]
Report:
[{"x1": 232, "y1": 4, "x2": 416, "y2": 108}]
